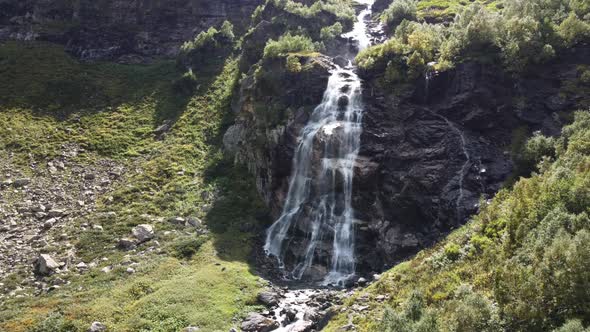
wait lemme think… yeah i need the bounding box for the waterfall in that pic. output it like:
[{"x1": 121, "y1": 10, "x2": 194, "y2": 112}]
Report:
[
  {"x1": 438, "y1": 116, "x2": 471, "y2": 222},
  {"x1": 264, "y1": 1, "x2": 374, "y2": 286}
]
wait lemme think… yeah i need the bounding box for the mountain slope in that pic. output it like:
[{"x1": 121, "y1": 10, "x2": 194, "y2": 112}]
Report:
[{"x1": 325, "y1": 110, "x2": 590, "y2": 331}]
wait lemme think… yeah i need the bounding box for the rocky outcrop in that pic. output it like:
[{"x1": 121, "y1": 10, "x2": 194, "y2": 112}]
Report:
[
  {"x1": 225, "y1": 54, "x2": 334, "y2": 215},
  {"x1": 226, "y1": 44, "x2": 590, "y2": 278},
  {"x1": 351, "y1": 46, "x2": 590, "y2": 272},
  {"x1": 0, "y1": 0, "x2": 263, "y2": 61}
]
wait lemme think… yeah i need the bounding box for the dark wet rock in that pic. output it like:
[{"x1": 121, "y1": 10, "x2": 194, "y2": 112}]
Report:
[
  {"x1": 281, "y1": 305, "x2": 297, "y2": 322},
  {"x1": 0, "y1": 0, "x2": 264, "y2": 60},
  {"x1": 241, "y1": 312, "x2": 279, "y2": 332}
]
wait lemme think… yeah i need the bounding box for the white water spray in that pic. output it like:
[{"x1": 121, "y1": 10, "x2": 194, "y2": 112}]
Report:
[{"x1": 264, "y1": 0, "x2": 374, "y2": 286}]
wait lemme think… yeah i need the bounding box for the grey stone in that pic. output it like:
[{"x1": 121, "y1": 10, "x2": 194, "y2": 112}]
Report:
[
  {"x1": 34, "y1": 254, "x2": 60, "y2": 276},
  {"x1": 132, "y1": 224, "x2": 154, "y2": 243},
  {"x1": 168, "y1": 217, "x2": 185, "y2": 225},
  {"x1": 241, "y1": 312, "x2": 279, "y2": 332},
  {"x1": 47, "y1": 209, "x2": 65, "y2": 217},
  {"x1": 89, "y1": 321, "x2": 107, "y2": 332},
  {"x1": 117, "y1": 238, "x2": 137, "y2": 251},
  {"x1": 257, "y1": 290, "x2": 280, "y2": 307},
  {"x1": 186, "y1": 217, "x2": 202, "y2": 228}
]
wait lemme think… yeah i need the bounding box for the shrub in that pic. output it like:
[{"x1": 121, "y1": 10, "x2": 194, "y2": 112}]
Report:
[
  {"x1": 554, "y1": 320, "x2": 590, "y2": 332},
  {"x1": 177, "y1": 21, "x2": 235, "y2": 68},
  {"x1": 497, "y1": 15, "x2": 546, "y2": 72},
  {"x1": 320, "y1": 22, "x2": 343, "y2": 41},
  {"x1": 443, "y1": 243, "x2": 461, "y2": 261},
  {"x1": 439, "y1": 4, "x2": 500, "y2": 67},
  {"x1": 447, "y1": 285, "x2": 502, "y2": 332},
  {"x1": 522, "y1": 132, "x2": 557, "y2": 168},
  {"x1": 29, "y1": 313, "x2": 77, "y2": 332},
  {"x1": 557, "y1": 13, "x2": 590, "y2": 47},
  {"x1": 581, "y1": 69, "x2": 590, "y2": 85},
  {"x1": 571, "y1": 0, "x2": 590, "y2": 18},
  {"x1": 268, "y1": 0, "x2": 355, "y2": 23},
  {"x1": 382, "y1": 0, "x2": 418, "y2": 28},
  {"x1": 381, "y1": 290, "x2": 439, "y2": 332},
  {"x1": 170, "y1": 235, "x2": 208, "y2": 259},
  {"x1": 263, "y1": 33, "x2": 318, "y2": 58},
  {"x1": 172, "y1": 69, "x2": 198, "y2": 95},
  {"x1": 286, "y1": 55, "x2": 302, "y2": 73}
]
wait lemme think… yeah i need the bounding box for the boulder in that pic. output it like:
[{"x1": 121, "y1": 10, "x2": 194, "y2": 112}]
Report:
[
  {"x1": 281, "y1": 305, "x2": 297, "y2": 322},
  {"x1": 257, "y1": 290, "x2": 280, "y2": 307},
  {"x1": 290, "y1": 320, "x2": 313, "y2": 332},
  {"x1": 88, "y1": 321, "x2": 107, "y2": 332},
  {"x1": 117, "y1": 238, "x2": 137, "y2": 251},
  {"x1": 33, "y1": 254, "x2": 60, "y2": 276},
  {"x1": 186, "y1": 217, "x2": 202, "y2": 228},
  {"x1": 132, "y1": 224, "x2": 154, "y2": 243},
  {"x1": 241, "y1": 313, "x2": 279, "y2": 332},
  {"x1": 168, "y1": 217, "x2": 185, "y2": 226},
  {"x1": 48, "y1": 209, "x2": 65, "y2": 218}
]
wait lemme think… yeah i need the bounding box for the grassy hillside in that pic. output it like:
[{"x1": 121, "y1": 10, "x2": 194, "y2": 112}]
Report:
[
  {"x1": 325, "y1": 111, "x2": 590, "y2": 331},
  {"x1": 0, "y1": 42, "x2": 269, "y2": 332}
]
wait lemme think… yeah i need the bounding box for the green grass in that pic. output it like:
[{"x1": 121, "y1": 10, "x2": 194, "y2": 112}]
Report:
[{"x1": 0, "y1": 41, "x2": 269, "y2": 332}]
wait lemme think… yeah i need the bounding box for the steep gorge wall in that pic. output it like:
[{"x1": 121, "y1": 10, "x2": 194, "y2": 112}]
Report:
[
  {"x1": 226, "y1": 45, "x2": 590, "y2": 276},
  {"x1": 0, "y1": 0, "x2": 262, "y2": 61}
]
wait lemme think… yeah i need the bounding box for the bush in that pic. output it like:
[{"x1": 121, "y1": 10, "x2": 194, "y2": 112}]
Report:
[
  {"x1": 554, "y1": 320, "x2": 590, "y2": 332},
  {"x1": 382, "y1": 0, "x2": 418, "y2": 28},
  {"x1": 521, "y1": 132, "x2": 557, "y2": 169},
  {"x1": 439, "y1": 4, "x2": 500, "y2": 66},
  {"x1": 172, "y1": 69, "x2": 198, "y2": 95},
  {"x1": 29, "y1": 313, "x2": 77, "y2": 332},
  {"x1": 447, "y1": 285, "x2": 502, "y2": 332},
  {"x1": 443, "y1": 243, "x2": 461, "y2": 261},
  {"x1": 286, "y1": 55, "x2": 302, "y2": 73},
  {"x1": 320, "y1": 22, "x2": 343, "y2": 41},
  {"x1": 263, "y1": 33, "x2": 319, "y2": 58},
  {"x1": 557, "y1": 13, "x2": 590, "y2": 47},
  {"x1": 380, "y1": 291, "x2": 439, "y2": 332},
  {"x1": 177, "y1": 21, "x2": 235, "y2": 68},
  {"x1": 170, "y1": 235, "x2": 208, "y2": 259}
]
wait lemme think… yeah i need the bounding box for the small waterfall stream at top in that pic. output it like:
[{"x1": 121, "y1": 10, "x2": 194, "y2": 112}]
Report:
[{"x1": 264, "y1": 0, "x2": 375, "y2": 286}]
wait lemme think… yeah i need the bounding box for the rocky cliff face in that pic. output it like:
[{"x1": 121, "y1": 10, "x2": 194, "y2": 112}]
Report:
[
  {"x1": 0, "y1": 0, "x2": 262, "y2": 61},
  {"x1": 226, "y1": 45, "x2": 590, "y2": 277}
]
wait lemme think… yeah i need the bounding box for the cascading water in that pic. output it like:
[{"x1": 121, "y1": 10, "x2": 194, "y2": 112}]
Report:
[{"x1": 264, "y1": 0, "x2": 375, "y2": 286}]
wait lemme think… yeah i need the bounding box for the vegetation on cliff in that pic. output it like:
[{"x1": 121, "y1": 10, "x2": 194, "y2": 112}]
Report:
[
  {"x1": 325, "y1": 110, "x2": 590, "y2": 331},
  {"x1": 359, "y1": 0, "x2": 590, "y2": 83}
]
